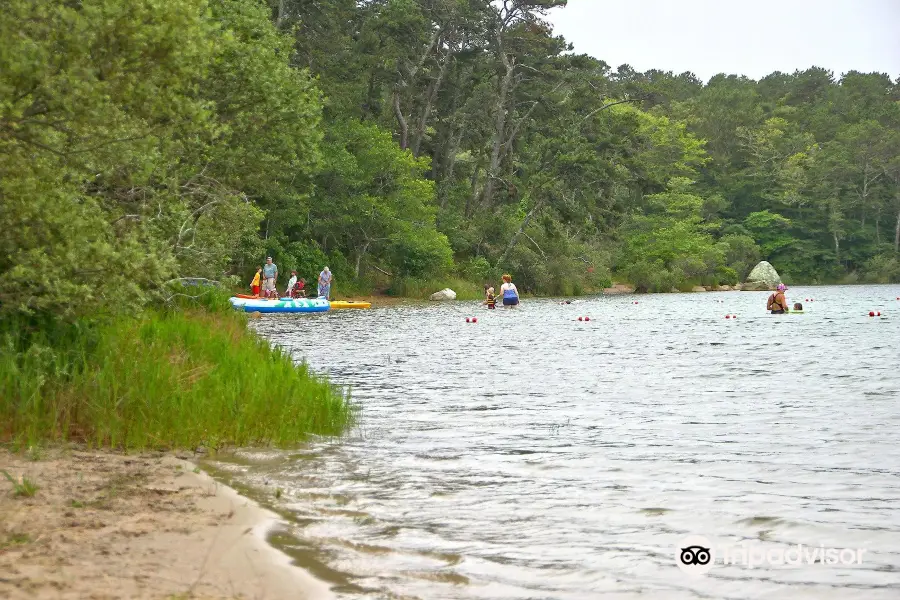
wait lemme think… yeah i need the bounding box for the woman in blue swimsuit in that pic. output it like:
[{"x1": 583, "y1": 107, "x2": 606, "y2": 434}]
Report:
[{"x1": 499, "y1": 274, "x2": 519, "y2": 306}]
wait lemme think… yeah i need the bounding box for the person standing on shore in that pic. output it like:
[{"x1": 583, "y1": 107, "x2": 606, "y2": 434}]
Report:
[
  {"x1": 250, "y1": 266, "x2": 262, "y2": 298},
  {"x1": 500, "y1": 274, "x2": 519, "y2": 307},
  {"x1": 767, "y1": 283, "x2": 789, "y2": 314},
  {"x1": 318, "y1": 266, "x2": 332, "y2": 300},
  {"x1": 262, "y1": 257, "x2": 278, "y2": 299}
]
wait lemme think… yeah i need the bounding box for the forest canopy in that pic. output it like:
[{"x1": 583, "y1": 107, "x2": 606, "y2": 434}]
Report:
[{"x1": 2, "y1": 0, "x2": 899, "y2": 321}]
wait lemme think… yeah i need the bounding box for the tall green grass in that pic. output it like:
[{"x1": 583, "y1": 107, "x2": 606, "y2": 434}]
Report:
[{"x1": 0, "y1": 309, "x2": 354, "y2": 450}]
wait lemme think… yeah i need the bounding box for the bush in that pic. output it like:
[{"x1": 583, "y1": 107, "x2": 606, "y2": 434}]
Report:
[
  {"x1": 713, "y1": 266, "x2": 739, "y2": 286},
  {"x1": 388, "y1": 228, "x2": 454, "y2": 279},
  {"x1": 0, "y1": 310, "x2": 354, "y2": 450},
  {"x1": 459, "y1": 256, "x2": 496, "y2": 283},
  {"x1": 862, "y1": 253, "x2": 900, "y2": 283},
  {"x1": 720, "y1": 234, "x2": 761, "y2": 281}
]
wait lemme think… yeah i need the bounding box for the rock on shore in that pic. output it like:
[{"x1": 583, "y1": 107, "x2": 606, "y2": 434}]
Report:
[
  {"x1": 744, "y1": 261, "x2": 782, "y2": 291},
  {"x1": 429, "y1": 288, "x2": 457, "y2": 301}
]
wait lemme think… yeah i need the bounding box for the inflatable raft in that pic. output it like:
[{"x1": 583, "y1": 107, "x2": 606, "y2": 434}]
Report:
[
  {"x1": 330, "y1": 300, "x2": 371, "y2": 309},
  {"x1": 229, "y1": 297, "x2": 330, "y2": 314},
  {"x1": 275, "y1": 297, "x2": 370, "y2": 309}
]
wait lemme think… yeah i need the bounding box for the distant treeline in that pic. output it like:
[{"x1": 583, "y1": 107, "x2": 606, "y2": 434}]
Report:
[{"x1": 3, "y1": 0, "x2": 899, "y2": 325}]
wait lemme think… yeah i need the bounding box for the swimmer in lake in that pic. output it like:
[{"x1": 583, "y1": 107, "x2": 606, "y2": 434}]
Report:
[
  {"x1": 767, "y1": 283, "x2": 789, "y2": 314},
  {"x1": 793, "y1": 302, "x2": 803, "y2": 312}
]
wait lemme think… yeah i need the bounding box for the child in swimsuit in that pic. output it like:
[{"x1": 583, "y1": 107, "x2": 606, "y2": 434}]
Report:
[{"x1": 484, "y1": 287, "x2": 497, "y2": 309}]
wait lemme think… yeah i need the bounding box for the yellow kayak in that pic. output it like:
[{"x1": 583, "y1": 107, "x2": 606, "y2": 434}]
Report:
[{"x1": 330, "y1": 300, "x2": 371, "y2": 309}]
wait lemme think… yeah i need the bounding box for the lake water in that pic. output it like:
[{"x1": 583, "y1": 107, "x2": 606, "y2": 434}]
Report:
[{"x1": 211, "y1": 285, "x2": 900, "y2": 599}]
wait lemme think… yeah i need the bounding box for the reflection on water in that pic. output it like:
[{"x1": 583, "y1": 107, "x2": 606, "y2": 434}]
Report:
[{"x1": 210, "y1": 286, "x2": 900, "y2": 599}]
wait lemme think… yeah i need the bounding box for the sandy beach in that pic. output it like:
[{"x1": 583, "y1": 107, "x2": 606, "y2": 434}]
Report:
[{"x1": 0, "y1": 447, "x2": 333, "y2": 600}]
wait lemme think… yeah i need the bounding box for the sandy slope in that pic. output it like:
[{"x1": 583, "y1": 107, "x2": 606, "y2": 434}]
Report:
[{"x1": 0, "y1": 448, "x2": 333, "y2": 599}]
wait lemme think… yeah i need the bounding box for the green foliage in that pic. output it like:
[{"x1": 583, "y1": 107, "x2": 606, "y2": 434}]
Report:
[
  {"x1": 3, "y1": 0, "x2": 899, "y2": 342},
  {"x1": 388, "y1": 227, "x2": 454, "y2": 278},
  {"x1": 618, "y1": 179, "x2": 730, "y2": 290},
  {"x1": 0, "y1": 0, "x2": 325, "y2": 321},
  {"x1": 305, "y1": 119, "x2": 451, "y2": 280},
  {"x1": 0, "y1": 310, "x2": 354, "y2": 450},
  {"x1": 719, "y1": 234, "x2": 762, "y2": 281},
  {"x1": 862, "y1": 253, "x2": 900, "y2": 283}
]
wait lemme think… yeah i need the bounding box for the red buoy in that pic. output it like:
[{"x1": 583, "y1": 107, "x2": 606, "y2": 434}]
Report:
[
  {"x1": 578, "y1": 316, "x2": 583, "y2": 321},
  {"x1": 876, "y1": 312, "x2": 881, "y2": 317},
  {"x1": 584, "y1": 316, "x2": 591, "y2": 322},
  {"x1": 869, "y1": 312, "x2": 875, "y2": 317},
  {"x1": 732, "y1": 315, "x2": 737, "y2": 319},
  {"x1": 725, "y1": 315, "x2": 731, "y2": 319},
  {"x1": 465, "y1": 317, "x2": 471, "y2": 323},
  {"x1": 472, "y1": 317, "x2": 478, "y2": 323},
  {"x1": 805, "y1": 298, "x2": 809, "y2": 302}
]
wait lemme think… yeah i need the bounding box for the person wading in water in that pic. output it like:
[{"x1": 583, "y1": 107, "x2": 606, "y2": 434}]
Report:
[
  {"x1": 767, "y1": 283, "x2": 789, "y2": 314},
  {"x1": 500, "y1": 274, "x2": 519, "y2": 307}
]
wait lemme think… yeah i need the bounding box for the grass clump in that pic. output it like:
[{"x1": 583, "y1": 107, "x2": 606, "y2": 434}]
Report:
[
  {"x1": 1, "y1": 309, "x2": 354, "y2": 451},
  {"x1": 1, "y1": 470, "x2": 39, "y2": 497}
]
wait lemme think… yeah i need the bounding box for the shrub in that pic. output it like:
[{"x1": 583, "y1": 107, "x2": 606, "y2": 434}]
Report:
[{"x1": 0, "y1": 310, "x2": 354, "y2": 450}]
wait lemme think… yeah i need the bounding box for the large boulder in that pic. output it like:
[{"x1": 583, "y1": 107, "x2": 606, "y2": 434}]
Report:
[
  {"x1": 429, "y1": 288, "x2": 457, "y2": 301},
  {"x1": 744, "y1": 261, "x2": 782, "y2": 291}
]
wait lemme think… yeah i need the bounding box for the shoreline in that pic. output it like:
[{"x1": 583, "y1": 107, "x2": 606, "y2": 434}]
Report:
[{"x1": 0, "y1": 447, "x2": 333, "y2": 600}]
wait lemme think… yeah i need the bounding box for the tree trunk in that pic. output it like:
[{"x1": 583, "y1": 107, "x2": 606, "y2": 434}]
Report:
[
  {"x1": 439, "y1": 127, "x2": 464, "y2": 210},
  {"x1": 895, "y1": 210, "x2": 900, "y2": 253},
  {"x1": 275, "y1": 0, "x2": 285, "y2": 28},
  {"x1": 392, "y1": 30, "x2": 440, "y2": 152},
  {"x1": 354, "y1": 241, "x2": 369, "y2": 278},
  {"x1": 875, "y1": 206, "x2": 881, "y2": 244},
  {"x1": 480, "y1": 58, "x2": 515, "y2": 209},
  {"x1": 393, "y1": 92, "x2": 409, "y2": 151},
  {"x1": 412, "y1": 55, "x2": 450, "y2": 158},
  {"x1": 465, "y1": 163, "x2": 482, "y2": 218}
]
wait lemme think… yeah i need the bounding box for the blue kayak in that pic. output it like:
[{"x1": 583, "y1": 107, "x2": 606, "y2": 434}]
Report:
[{"x1": 229, "y1": 297, "x2": 330, "y2": 313}]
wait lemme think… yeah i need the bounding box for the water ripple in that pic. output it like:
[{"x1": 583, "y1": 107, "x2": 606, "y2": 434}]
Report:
[{"x1": 212, "y1": 285, "x2": 900, "y2": 599}]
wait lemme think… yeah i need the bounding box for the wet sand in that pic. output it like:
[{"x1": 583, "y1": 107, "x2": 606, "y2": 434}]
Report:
[{"x1": 0, "y1": 447, "x2": 332, "y2": 599}]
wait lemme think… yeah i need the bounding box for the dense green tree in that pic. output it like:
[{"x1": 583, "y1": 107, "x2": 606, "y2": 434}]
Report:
[{"x1": 3, "y1": 0, "x2": 899, "y2": 330}]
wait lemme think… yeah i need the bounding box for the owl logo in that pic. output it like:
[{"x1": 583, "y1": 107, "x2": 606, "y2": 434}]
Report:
[
  {"x1": 675, "y1": 535, "x2": 716, "y2": 575},
  {"x1": 680, "y1": 545, "x2": 711, "y2": 565}
]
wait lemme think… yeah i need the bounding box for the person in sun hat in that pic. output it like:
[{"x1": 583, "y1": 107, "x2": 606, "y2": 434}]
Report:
[
  {"x1": 318, "y1": 266, "x2": 332, "y2": 300},
  {"x1": 767, "y1": 283, "x2": 789, "y2": 314}
]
